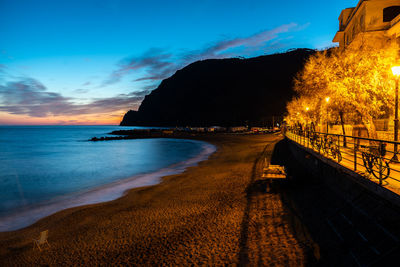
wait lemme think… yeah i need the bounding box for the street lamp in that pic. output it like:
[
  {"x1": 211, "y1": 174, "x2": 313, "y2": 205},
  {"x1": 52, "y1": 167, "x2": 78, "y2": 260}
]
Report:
[
  {"x1": 325, "y1": 97, "x2": 330, "y2": 133},
  {"x1": 305, "y1": 107, "x2": 310, "y2": 132},
  {"x1": 391, "y1": 66, "x2": 400, "y2": 160}
]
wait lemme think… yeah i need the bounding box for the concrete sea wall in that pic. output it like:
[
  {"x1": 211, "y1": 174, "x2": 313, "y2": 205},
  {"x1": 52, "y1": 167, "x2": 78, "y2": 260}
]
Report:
[{"x1": 272, "y1": 138, "x2": 400, "y2": 266}]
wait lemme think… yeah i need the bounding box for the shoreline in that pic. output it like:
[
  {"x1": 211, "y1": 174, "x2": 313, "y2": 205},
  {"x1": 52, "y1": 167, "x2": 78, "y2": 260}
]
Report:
[
  {"x1": 0, "y1": 140, "x2": 216, "y2": 232},
  {"x1": 0, "y1": 134, "x2": 312, "y2": 266}
]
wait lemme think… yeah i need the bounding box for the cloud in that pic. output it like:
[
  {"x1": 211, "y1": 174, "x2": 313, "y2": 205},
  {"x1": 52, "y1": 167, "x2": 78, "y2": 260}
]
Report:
[
  {"x1": 0, "y1": 50, "x2": 14, "y2": 60},
  {"x1": 102, "y1": 23, "x2": 304, "y2": 88},
  {"x1": 0, "y1": 64, "x2": 6, "y2": 81},
  {"x1": 183, "y1": 23, "x2": 299, "y2": 61},
  {"x1": 0, "y1": 64, "x2": 7, "y2": 78},
  {"x1": 0, "y1": 78, "x2": 143, "y2": 117},
  {"x1": 82, "y1": 81, "x2": 91, "y2": 86},
  {"x1": 73, "y1": 88, "x2": 89, "y2": 94},
  {"x1": 101, "y1": 48, "x2": 176, "y2": 86},
  {"x1": 81, "y1": 92, "x2": 143, "y2": 114}
]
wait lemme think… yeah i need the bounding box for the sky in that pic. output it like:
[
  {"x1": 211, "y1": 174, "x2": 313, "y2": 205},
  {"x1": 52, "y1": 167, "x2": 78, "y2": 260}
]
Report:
[{"x1": 0, "y1": 0, "x2": 356, "y2": 125}]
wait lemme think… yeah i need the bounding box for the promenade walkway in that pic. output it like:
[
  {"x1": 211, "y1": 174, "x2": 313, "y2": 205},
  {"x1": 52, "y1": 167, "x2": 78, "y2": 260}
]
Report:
[{"x1": 286, "y1": 132, "x2": 400, "y2": 196}]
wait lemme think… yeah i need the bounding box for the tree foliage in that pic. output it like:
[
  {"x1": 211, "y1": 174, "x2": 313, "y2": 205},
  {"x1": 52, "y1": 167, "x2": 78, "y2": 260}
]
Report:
[{"x1": 287, "y1": 44, "x2": 398, "y2": 138}]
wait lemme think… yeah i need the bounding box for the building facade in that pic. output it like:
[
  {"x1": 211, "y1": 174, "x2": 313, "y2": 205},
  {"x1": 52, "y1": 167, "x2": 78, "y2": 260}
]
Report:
[{"x1": 333, "y1": 0, "x2": 400, "y2": 48}]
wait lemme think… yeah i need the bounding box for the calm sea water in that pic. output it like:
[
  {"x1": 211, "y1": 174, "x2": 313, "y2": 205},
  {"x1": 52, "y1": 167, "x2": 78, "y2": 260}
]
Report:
[{"x1": 0, "y1": 125, "x2": 215, "y2": 231}]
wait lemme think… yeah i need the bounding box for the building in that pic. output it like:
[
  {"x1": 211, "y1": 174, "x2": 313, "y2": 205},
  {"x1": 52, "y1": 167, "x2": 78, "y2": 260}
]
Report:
[{"x1": 333, "y1": 0, "x2": 400, "y2": 48}]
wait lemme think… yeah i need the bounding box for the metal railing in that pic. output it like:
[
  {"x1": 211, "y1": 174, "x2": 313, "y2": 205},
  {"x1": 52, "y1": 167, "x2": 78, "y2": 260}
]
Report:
[{"x1": 285, "y1": 128, "x2": 400, "y2": 187}]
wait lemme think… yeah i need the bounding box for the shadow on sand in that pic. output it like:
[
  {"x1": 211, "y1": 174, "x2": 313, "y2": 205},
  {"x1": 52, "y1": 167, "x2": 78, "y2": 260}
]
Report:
[{"x1": 238, "y1": 139, "x2": 318, "y2": 266}]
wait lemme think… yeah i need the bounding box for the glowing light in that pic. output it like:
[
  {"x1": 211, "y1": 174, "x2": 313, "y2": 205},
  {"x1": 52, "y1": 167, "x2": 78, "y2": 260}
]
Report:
[
  {"x1": 286, "y1": 45, "x2": 399, "y2": 137},
  {"x1": 392, "y1": 66, "x2": 400, "y2": 76},
  {"x1": 0, "y1": 112, "x2": 123, "y2": 125},
  {"x1": 305, "y1": 107, "x2": 310, "y2": 111}
]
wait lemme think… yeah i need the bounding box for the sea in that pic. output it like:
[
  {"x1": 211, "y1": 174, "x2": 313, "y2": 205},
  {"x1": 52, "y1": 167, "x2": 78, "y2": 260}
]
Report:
[{"x1": 0, "y1": 125, "x2": 216, "y2": 231}]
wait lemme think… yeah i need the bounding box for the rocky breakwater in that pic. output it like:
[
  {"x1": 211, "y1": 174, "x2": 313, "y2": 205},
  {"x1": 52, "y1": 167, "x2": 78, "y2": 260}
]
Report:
[{"x1": 89, "y1": 129, "x2": 211, "y2": 141}]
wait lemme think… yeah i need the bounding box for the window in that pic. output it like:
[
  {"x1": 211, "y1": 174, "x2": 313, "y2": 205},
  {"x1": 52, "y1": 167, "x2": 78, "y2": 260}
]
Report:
[{"x1": 383, "y1": 6, "x2": 400, "y2": 22}]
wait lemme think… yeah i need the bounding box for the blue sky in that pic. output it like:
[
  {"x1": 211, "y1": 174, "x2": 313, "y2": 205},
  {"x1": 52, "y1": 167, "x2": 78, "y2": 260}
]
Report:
[{"x1": 0, "y1": 0, "x2": 355, "y2": 124}]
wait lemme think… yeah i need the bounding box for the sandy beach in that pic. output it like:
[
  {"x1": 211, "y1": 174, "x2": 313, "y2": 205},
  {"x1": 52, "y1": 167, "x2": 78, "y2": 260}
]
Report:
[{"x1": 0, "y1": 134, "x2": 316, "y2": 266}]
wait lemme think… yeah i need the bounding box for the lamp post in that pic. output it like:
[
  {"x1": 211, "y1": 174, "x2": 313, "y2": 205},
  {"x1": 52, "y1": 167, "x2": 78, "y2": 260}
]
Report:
[
  {"x1": 325, "y1": 97, "x2": 330, "y2": 134},
  {"x1": 391, "y1": 67, "x2": 400, "y2": 160}
]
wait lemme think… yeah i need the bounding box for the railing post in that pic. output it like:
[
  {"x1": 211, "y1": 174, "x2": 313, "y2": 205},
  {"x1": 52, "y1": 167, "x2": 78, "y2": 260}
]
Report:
[
  {"x1": 337, "y1": 135, "x2": 340, "y2": 163},
  {"x1": 318, "y1": 136, "x2": 321, "y2": 154},
  {"x1": 354, "y1": 137, "x2": 357, "y2": 171}
]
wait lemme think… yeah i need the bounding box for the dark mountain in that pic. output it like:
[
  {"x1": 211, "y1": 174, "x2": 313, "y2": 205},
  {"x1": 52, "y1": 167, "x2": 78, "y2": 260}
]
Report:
[{"x1": 120, "y1": 48, "x2": 315, "y2": 127}]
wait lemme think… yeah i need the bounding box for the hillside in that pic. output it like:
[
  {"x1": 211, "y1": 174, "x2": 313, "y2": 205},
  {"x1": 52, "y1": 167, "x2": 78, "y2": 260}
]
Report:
[{"x1": 120, "y1": 48, "x2": 315, "y2": 127}]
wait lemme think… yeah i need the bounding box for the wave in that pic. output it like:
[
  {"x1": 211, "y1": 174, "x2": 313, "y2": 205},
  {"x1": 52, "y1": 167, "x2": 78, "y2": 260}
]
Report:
[{"x1": 0, "y1": 142, "x2": 216, "y2": 232}]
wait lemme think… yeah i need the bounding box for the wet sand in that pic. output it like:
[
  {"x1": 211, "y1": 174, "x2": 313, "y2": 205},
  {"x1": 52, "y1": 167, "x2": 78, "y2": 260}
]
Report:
[{"x1": 0, "y1": 134, "x2": 315, "y2": 266}]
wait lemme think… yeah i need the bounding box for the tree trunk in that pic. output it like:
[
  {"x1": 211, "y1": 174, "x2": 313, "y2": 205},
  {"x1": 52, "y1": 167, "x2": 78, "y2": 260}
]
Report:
[
  {"x1": 362, "y1": 114, "x2": 378, "y2": 146},
  {"x1": 339, "y1": 111, "x2": 347, "y2": 147}
]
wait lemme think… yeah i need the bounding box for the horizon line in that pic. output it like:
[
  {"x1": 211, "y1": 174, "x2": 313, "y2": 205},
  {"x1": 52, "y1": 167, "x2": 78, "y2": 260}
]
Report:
[{"x1": 0, "y1": 124, "x2": 120, "y2": 126}]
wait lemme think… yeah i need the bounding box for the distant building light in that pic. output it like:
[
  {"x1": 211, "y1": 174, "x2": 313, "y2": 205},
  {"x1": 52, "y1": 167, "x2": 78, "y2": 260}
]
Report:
[{"x1": 392, "y1": 66, "x2": 400, "y2": 76}]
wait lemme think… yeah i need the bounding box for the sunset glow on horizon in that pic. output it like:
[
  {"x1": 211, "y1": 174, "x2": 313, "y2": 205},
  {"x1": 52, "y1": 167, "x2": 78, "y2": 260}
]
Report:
[{"x1": 0, "y1": 112, "x2": 124, "y2": 126}]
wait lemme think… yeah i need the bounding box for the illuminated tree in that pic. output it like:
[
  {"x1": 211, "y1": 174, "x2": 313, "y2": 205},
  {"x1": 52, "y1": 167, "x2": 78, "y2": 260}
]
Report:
[
  {"x1": 286, "y1": 96, "x2": 316, "y2": 126},
  {"x1": 290, "y1": 44, "x2": 397, "y2": 139}
]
